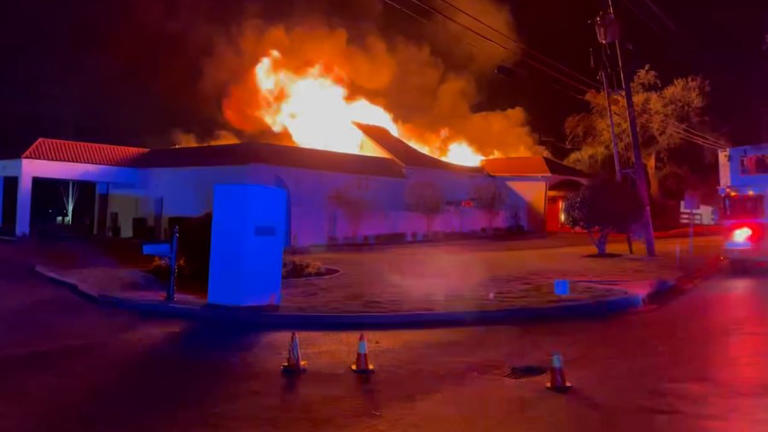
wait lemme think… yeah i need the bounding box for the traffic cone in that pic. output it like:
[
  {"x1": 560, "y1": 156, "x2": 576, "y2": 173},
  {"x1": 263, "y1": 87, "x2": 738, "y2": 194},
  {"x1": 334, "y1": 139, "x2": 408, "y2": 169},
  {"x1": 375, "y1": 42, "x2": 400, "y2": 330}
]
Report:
[
  {"x1": 545, "y1": 353, "x2": 572, "y2": 393},
  {"x1": 281, "y1": 332, "x2": 307, "y2": 374},
  {"x1": 350, "y1": 333, "x2": 375, "y2": 373}
]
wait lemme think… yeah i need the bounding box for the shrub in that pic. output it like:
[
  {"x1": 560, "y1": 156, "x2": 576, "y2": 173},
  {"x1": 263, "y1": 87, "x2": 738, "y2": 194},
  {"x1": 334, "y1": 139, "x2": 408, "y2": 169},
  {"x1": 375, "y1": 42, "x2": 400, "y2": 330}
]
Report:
[
  {"x1": 282, "y1": 256, "x2": 327, "y2": 279},
  {"x1": 147, "y1": 256, "x2": 188, "y2": 279},
  {"x1": 564, "y1": 178, "x2": 643, "y2": 255}
]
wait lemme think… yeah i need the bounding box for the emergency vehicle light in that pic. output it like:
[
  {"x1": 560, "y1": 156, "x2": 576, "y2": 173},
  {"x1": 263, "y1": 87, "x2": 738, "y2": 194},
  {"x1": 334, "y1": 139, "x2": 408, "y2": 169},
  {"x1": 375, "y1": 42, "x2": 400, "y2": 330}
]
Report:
[{"x1": 732, "y1": 226, "x2": 753, "y2": 243}]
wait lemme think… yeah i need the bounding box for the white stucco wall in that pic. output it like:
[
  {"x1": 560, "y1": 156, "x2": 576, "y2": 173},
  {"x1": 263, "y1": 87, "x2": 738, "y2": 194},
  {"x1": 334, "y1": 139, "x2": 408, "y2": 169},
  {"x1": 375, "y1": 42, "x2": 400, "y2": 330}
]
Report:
[
  {"x1": 505, "y1": 179, "x2": 548, "y2": 231},
  {"x1": 137, "y1": 163, "x2": 541, "y2": 246},
  {"x1": 142, "y1": 164, "x2": 408, "y2": 246},
  {"x1": 7, "y1": 155, "x2": 558, "y2": 243}
]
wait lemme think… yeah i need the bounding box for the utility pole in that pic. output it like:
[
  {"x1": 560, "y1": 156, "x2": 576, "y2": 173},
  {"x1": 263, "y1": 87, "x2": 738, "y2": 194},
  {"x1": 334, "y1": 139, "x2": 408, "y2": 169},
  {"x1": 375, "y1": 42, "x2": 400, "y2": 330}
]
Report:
[
  {"x1": 595, "y1": 51, "x2": 621, "y2": 182},
  {"x1": 596, "y1": 1, "x2": 656, "y2": 256},
  {"x1": 594, "y1": 31, "x2": 632, "y2": 254}
]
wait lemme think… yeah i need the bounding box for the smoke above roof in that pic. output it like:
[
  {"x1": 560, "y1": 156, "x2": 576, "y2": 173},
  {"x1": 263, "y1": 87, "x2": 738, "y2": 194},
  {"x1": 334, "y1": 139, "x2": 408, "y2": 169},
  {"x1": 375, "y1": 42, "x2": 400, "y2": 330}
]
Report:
[{"x1": 184, "y1": 0, "x2": 545, "y2": 160}]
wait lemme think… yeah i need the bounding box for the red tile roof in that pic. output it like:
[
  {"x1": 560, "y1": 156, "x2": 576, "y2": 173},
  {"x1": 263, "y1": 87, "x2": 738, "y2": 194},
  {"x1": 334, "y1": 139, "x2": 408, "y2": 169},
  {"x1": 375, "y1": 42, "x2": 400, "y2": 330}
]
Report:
[{"x1": 22, "y1": 138, "x2": 149, "y2": 166}]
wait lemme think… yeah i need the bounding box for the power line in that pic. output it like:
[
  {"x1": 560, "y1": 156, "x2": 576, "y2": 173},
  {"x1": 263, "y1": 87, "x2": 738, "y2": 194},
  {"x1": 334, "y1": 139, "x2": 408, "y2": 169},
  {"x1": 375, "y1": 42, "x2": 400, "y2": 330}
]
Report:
[
  {"x1": 669, "y1": 125, "x2": 728, "y2": 149},
  {"x1": 604, "y1": 102, "x2": 728, "y2": 150},
  {"x1": 382, "y1": 0, "x2": 730, "y2": 150},
  {"x1": 637, "y1": 0, "x2": 677, "y2": 31},
  {"x1": 622, "y1": 0, "x2": 664, "y2": 34},
  {"x1": 669, "y1": 120, "x2": 728, "y2": 147},
  {"x1": 381, "y1": 0, "x2": 428, "y2": 23},
  {"x1": 436, "y1": 0, "x2": 601, "y2": 90},
  {"x1": 432, "y1": 0, "x2": 730, "y2": 149},
  {"x1": 383, "y1": 0, "x2": 600, "y2": 95},
  {"x1": 602, "y1": 106, "x2": 726, "y2": 150},
  {"x1": 403, "y1": 0, "x2": 599, "y2": 95}
]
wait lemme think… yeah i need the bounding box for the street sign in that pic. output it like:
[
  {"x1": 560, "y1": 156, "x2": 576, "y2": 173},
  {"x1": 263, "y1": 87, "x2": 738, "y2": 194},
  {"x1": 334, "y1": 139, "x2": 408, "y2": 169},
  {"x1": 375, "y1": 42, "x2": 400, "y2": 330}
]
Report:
[
  {"x1": 683, "y1": 191, "x2": 701, "y2": 211},
  {"x1": 142, "y1": 242, "x2": 171, "y2": 257}
]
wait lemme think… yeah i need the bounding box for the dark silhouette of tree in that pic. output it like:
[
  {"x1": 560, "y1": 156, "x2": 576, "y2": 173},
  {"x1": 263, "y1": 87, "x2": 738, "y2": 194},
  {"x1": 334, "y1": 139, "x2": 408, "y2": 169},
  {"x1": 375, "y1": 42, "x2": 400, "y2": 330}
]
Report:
[
  {"x1": 405, "y1": 181, "x2": 444, "y2": 234},
  {"x1": 472, "y1": 179, "x2": 508, "y2": 231},
  {"x1": 328, "y1": 186, "x2": 369, "y2": 239},
  {"x1": 564, "y1": 178, "x2": 643, "y2": 255}
]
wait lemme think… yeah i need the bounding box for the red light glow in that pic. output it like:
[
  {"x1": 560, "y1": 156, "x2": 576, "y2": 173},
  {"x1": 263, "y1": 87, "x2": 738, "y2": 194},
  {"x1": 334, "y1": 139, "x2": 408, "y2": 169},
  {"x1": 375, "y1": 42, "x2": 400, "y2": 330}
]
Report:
[{"x1": 732, "y1": 227, "x2": 753, "y2": 243}]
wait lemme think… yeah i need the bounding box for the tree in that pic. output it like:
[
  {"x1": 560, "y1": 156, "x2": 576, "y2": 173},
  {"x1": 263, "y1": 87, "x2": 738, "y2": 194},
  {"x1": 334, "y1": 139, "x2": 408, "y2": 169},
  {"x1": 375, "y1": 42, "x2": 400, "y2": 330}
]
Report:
[
  {"x1": 564, "y1": 178, "x2": 643, "y2": 256},
  {"x1": 472, "y1": 179, "x2": 508, "y2": 231},
  {"x1": 405, "y1": 181, "x2": 444, "y2": 234},
  {"x1": 565, "y1": 66, "x2": 720, "y2": 201},
  {"x1": 60, "y1": 181, "x2": 79, "y2": 225}
]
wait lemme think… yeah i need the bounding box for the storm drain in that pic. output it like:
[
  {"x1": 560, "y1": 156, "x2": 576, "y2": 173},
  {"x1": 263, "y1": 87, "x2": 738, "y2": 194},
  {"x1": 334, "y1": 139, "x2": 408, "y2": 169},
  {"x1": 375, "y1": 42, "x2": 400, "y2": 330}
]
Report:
[{"x1": 505, "y1": 365, "x2": 548, "y2": 379}]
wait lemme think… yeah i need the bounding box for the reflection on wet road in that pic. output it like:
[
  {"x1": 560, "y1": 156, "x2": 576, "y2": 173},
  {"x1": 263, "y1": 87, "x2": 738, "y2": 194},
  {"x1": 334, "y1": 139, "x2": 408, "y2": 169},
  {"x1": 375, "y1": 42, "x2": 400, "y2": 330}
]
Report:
[{"x1": 2, "y1": 255, "x2": 768, "y2": 430}]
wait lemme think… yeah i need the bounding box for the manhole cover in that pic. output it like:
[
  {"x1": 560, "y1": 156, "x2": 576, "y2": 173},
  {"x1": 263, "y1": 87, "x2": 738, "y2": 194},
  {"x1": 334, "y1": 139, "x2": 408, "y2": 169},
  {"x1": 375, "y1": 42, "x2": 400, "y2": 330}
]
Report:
[{"x1": 505, "y1": 365, "x2": 547, "y2": 379}]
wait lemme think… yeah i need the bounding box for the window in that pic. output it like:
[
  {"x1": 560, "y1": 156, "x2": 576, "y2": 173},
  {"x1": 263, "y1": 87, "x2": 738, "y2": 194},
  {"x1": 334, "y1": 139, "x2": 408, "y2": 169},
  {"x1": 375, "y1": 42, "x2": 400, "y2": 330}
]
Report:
[
  {"x1": 740, "y1": 155, "x2": 768, "y2": 174},
  {"x1": 722, "y1": 194, "x2": 765, "y2": 220}
]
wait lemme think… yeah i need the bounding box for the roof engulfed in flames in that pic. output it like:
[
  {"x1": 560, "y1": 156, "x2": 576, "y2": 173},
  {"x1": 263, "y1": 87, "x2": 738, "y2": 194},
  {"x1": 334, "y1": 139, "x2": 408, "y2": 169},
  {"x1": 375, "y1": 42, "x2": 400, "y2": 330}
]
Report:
[{"x1": 249, "y1": 50, "x2": 484, "y2": 166}]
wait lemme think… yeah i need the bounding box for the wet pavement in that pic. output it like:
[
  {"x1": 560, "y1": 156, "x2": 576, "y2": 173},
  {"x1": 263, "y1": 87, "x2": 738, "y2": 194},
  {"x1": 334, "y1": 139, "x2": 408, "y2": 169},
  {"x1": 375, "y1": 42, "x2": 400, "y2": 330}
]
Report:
[{"x1": 1, "y1": 241, "x2": 767, "y2": 431}]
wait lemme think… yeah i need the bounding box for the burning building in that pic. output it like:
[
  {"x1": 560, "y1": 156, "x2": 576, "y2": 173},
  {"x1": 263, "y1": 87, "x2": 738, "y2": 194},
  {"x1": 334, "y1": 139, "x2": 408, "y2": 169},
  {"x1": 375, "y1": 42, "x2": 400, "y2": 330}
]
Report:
[
  {"x1": 0, "y1": 125, "x2": 586, "y2": 244},
  {"x1": 0, "y1": 8, "x2": 589, "y2": 242}
]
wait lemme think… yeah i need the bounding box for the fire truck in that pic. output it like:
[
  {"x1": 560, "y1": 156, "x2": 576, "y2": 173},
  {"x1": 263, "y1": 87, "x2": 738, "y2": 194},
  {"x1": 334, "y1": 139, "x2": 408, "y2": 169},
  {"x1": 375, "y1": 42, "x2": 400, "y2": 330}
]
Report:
[{"x1": 719, "y1": 144, "x2": 768, "y2": 270}]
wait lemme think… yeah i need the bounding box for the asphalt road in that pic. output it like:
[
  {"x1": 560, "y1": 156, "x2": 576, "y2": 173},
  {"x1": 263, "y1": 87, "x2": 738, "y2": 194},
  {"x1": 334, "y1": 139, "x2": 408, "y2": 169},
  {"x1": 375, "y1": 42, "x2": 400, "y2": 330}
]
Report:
[{"x1": 1, "y1": 242, "x2": 766, "y2": 431}]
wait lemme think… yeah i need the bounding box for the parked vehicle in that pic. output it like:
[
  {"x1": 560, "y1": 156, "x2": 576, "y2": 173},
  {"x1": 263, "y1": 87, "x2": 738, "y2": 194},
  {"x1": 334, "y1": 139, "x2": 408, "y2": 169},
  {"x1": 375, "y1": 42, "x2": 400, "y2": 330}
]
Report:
[{"x1": 718, "y1": 145, "x2": 768, "y2": 271}]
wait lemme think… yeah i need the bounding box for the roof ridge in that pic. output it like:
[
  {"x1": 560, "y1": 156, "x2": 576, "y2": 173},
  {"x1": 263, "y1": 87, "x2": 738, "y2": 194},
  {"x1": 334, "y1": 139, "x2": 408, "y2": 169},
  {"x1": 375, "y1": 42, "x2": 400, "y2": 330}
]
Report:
[
  {"x1": 32, "y1": 137, "x2": 148, "y2": 150},
  {"x1": 356, "y1": 123, "x2": 484, "y2": 173}
]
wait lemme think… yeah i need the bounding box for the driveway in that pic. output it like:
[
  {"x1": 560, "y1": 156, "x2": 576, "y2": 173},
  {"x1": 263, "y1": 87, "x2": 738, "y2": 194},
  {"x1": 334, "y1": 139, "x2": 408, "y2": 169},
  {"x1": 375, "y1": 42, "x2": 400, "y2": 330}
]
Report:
[{"x1": 4, "y1": 238, "x2": 768, "y2": 431}]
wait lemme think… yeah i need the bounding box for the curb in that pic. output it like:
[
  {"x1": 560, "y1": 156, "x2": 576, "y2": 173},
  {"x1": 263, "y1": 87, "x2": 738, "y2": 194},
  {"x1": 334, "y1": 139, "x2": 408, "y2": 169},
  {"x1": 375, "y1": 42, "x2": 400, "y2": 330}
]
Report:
[
  {"x1": 644, "y1": 255, "x2": 724, "y2": 305},
  {"x1": 36, "y1": 265, "x2": 643, "y2": 329},
  {"x1": 284, "y1": 266, "x2": 342, "y2": 281},
  {"x1": 35, "y1": 265, "x2": 101, "y2": 302}
]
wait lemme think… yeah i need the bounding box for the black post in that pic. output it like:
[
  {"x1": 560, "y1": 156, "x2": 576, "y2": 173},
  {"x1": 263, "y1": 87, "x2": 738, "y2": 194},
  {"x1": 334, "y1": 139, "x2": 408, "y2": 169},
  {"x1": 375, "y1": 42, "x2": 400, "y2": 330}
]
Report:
[{"x1": 166, "y1": 225, "x2": 179, "y2": 302}]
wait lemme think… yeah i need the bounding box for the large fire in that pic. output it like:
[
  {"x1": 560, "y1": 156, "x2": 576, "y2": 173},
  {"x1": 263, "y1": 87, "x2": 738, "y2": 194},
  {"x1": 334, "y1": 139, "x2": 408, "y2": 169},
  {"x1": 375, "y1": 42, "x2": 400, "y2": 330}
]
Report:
[{"x1": 251, "y1": 50, "x2": 484, "y2": 166}]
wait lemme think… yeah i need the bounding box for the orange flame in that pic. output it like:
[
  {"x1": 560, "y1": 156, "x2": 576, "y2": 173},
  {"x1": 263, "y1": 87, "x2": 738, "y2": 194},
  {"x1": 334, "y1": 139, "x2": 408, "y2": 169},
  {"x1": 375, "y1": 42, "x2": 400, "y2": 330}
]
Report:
[
  {"x1": 444, "y1": 141, "x2": 485, "y2": 166},
  {"x1": 251, "y1": 50, "x2": 484, "y2": 166}
]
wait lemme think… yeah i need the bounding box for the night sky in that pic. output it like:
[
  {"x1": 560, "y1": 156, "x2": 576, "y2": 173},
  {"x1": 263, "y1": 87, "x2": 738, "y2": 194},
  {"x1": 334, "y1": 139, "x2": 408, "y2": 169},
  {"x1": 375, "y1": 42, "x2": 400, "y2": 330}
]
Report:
[{"x1": 1, "y1": 0, "x2": 766, "y2": 158}]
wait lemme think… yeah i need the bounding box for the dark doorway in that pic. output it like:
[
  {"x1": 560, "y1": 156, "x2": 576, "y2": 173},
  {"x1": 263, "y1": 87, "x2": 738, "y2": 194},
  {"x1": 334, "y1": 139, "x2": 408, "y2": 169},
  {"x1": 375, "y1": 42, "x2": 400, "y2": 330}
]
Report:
[
  {"x1": 30, "y1": 178, "x2": 96, "y2": 237},
  {"x1": 1, "y1": 177, "x2": 18, "y2": 235},
  {"x1": 96, "y1": 189, "x2": 109, "y2": 236}
]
